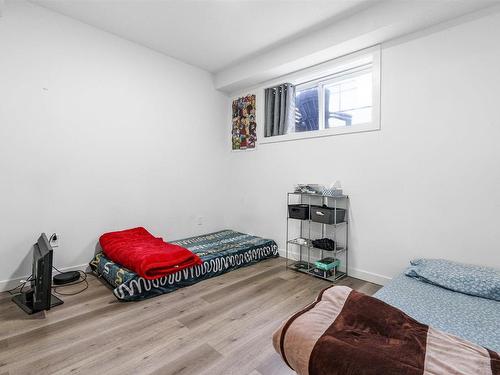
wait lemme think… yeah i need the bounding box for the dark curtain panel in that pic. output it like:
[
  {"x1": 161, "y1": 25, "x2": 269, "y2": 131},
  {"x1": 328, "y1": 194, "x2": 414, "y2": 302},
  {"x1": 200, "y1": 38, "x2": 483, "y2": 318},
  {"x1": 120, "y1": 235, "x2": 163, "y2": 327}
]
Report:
[{"x1": 264, "y1": 83, "x2": 295, "y2": 137}]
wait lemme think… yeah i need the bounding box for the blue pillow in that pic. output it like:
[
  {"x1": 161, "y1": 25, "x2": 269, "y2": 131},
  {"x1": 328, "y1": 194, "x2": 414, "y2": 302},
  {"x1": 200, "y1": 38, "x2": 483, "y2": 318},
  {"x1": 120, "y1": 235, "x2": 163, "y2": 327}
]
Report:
[{"x1": 405, "y1": 258, "x2": 500, "y2": 301}]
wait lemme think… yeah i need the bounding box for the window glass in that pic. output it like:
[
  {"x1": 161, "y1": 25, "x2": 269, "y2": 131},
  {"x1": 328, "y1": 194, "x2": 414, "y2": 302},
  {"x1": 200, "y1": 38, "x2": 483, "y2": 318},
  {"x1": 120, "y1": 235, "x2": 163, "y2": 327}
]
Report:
[
  {"x1": 294, "y1": 87, "x2": 319, "y2": 133},
  {"x1": 324, "y1": 71, "x2": 372, "y2": 128}
]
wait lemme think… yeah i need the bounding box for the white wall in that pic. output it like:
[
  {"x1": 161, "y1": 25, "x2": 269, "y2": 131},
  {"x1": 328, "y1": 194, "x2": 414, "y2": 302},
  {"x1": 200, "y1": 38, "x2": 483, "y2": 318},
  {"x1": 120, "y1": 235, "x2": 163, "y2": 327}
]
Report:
[
  {"x1": 2, "y1": 1, "x2": 499, "y2": 291},
  {"x1": 225, "y1": 10, "x2": 500, "y2": 284},
  {"x1": 0, "y1": 0, "x2": 228, "y2": 289}
]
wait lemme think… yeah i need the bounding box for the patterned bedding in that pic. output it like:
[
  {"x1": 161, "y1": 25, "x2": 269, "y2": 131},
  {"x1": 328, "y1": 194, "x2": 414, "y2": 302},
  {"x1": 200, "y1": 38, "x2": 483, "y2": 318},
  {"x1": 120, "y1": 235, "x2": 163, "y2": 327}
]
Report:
[
  {"x1": 375, "y1": 273, "x2": 500, "y2": 352},
  {"x1": 405, "y1": 258, "x2": 500, "y2": 301},
  {"x1": 89, "y1": 230, "x2": 278, "y2": 301}
]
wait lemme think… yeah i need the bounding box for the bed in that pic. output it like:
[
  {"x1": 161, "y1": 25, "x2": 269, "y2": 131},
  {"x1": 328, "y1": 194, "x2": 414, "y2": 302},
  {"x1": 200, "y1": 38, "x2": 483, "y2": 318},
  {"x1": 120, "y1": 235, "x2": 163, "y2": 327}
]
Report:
[
  {"x1": 89, "y1": 229, "x2": 278, "y2": 301},
  {"x1": 273, "y1": 259, "x2": 500, "y2": 375},
  {"x1": 375, "y1": 273, "x2": 500, "y2": 352}
]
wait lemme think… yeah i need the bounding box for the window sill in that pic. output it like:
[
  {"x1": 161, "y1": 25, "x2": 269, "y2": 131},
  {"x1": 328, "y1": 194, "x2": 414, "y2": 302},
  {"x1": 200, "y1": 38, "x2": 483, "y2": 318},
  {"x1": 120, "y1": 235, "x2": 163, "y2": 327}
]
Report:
[{"x1": 258, "y1": 122, "x2": 380, "y2": 145}]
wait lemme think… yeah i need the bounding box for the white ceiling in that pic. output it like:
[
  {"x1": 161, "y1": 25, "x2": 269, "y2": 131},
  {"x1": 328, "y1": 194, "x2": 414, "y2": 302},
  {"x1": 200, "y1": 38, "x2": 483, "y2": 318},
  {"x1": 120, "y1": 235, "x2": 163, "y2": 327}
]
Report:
[
  {"x1": 215, "y1": 0, "x2": 500, "y2": 91},
  {"x1": 31, "y1": 0, "x2": 374, "y2": 73}
]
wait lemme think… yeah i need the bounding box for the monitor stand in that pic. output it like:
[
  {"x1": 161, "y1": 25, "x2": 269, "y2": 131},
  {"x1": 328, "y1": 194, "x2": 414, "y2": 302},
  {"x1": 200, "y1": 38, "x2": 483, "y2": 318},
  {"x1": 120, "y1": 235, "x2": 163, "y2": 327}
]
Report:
[{"x1": 12, "y1": 291, "x2": 63, "y2": 315}]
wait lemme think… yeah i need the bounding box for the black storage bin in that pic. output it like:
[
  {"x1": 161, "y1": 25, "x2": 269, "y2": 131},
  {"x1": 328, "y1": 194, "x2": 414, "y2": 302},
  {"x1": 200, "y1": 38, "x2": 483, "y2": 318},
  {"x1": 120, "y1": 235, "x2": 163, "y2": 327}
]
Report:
[
  {"x1": 310, "y1": 206, "x2": 346, "y2": 224},
  {"x1": 288, "y1": 204, "x2": 309, "y2": 220}
]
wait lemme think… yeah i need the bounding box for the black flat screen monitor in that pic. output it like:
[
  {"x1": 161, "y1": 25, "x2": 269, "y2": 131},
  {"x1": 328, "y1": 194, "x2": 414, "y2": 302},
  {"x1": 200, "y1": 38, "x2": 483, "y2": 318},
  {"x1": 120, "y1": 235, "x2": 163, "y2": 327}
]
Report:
[{"x1": 12, "y1": 233, "x2": 63, "y2": 314}]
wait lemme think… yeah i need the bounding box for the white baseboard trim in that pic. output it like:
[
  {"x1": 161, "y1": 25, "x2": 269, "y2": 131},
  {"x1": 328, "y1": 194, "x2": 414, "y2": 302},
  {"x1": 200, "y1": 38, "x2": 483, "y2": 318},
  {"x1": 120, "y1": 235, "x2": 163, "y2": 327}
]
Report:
[
  {"x1": 0, "y1": 263, "x2": 89, "y2": 292},
  {"x1": 347, "y1": 268, "x2": 391, "y2": 286},
  {"x1": 278, "y1": 249, "x2": 392, "y2": 286}
]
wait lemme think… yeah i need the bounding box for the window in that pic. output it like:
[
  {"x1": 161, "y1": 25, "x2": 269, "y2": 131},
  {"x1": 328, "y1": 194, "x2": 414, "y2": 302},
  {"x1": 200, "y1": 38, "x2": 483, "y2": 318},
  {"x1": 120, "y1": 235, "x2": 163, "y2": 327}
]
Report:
[
  {"x1": 324, "y1": 70, "x2": 372, "y2": 128},
  {"x1": 292, "y1": 61, "x2": 374, "y2": 134},
  {"x1": 261, "y1": 47, "x2": 380, "y2": 143}
]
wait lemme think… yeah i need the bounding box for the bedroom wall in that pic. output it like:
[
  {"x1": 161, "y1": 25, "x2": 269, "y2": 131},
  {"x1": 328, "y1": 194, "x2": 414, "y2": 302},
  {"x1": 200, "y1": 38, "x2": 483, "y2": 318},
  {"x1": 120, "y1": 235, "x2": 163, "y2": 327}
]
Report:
[
  {"x1": 0, "y1": 0, "x2": 227, "y2": 289},
  {"x1": 224, "y1": 10, "x2": 500, "y2": 284}
]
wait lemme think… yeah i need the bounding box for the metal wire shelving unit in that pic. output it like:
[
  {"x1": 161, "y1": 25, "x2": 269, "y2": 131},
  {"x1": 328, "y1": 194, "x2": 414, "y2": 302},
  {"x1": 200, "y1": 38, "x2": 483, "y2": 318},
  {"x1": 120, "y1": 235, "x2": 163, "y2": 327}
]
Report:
[{"x1": 286, "y1": 192, "x2": 349, "y2": 282}]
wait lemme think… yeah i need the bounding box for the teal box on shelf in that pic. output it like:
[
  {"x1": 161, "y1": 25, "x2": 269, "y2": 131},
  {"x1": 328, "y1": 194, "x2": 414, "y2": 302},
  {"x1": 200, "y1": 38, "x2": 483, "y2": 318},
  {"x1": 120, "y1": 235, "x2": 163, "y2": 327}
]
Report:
[{"x1": 314, "y1": 258, "x2": 340, "y2": 271}]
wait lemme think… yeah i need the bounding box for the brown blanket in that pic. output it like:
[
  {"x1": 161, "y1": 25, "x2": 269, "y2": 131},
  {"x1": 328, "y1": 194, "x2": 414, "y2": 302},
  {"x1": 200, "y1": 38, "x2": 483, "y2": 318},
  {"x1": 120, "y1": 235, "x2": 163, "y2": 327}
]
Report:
[{"x1": 273, "y1": 286, "x2": 500, "y2": 375}]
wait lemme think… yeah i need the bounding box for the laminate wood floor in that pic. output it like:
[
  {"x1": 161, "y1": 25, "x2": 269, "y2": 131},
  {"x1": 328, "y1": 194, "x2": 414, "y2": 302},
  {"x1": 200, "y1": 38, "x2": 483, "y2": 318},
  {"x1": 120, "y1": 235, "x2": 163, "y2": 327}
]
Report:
[{"x1": 0, "y1": 257, "x2": 381, "y2": 375}]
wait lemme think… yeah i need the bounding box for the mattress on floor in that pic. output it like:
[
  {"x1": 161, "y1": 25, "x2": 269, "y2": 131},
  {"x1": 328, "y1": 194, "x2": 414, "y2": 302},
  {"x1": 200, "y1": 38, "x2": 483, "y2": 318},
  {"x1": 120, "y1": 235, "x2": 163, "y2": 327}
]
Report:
[
  {"x1": 89, "y1": 230, "x2": 279, "y2": 301},
  {"x1": 375, "y1": 273, "x2": 500, "y2": 352}
]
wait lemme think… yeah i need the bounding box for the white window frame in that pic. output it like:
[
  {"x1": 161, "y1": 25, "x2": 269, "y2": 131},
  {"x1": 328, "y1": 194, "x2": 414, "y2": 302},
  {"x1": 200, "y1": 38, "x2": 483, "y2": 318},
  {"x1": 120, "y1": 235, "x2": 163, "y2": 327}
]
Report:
[{"x1": 258, "y1": 45, "x2": 381, "y2": 144}]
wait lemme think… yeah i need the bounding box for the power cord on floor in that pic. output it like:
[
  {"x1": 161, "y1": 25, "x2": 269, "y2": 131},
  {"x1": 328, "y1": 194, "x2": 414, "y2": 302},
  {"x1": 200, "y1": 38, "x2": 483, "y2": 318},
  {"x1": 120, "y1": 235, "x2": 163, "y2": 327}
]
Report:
[
  {"x1": 6, "y1": 275, "x2": 33, "y2": 295},
  {"x1": 51, "y1": 266, "x2": 89, "y2": 296},
  {"x1": 5, "y1": 267, "x2": 89, "y2": 297}
]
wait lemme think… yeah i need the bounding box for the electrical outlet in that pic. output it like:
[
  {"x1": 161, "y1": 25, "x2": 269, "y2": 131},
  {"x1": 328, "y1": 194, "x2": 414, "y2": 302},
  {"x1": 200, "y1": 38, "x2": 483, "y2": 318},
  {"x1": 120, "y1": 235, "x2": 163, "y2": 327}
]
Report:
[{"x1": 50, "y1": 233, "x2": 59, "y2": 248}]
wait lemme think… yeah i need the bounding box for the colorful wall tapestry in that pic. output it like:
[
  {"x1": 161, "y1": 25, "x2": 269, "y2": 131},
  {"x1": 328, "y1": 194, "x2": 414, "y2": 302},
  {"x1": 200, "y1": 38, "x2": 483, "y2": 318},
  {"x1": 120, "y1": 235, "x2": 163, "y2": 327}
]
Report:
[{"x1": 232, "y1": 94, "x2": 256, "y2": 150}]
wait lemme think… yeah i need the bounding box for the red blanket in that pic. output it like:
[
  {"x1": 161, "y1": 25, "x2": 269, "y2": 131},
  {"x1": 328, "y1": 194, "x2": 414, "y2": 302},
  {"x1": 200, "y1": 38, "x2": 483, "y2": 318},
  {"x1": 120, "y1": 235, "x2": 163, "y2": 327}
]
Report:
[{"x1": 99, "y1": 227, "x2": 202, "y2": 280}]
